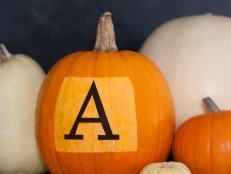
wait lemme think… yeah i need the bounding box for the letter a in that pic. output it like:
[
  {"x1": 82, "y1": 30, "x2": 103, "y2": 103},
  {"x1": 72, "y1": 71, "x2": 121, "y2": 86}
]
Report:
[{"x1": 64, "y1": 81, "x2": 119, "y2": 140}]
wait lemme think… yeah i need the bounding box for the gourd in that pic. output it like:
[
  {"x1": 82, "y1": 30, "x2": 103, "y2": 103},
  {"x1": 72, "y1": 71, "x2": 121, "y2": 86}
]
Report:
[
  {"x1": 140, "y1": 14, "x2": 231, "y2": 129},
  {"x1": 0, "y1": 44, "x2": 47, "y2": 173},
  {"x1": 140, "y1": 162, "x2": 191, "y2": 174},
  {"x1": 36, "y1": 12, "x2": 175, "y2": 174},
  {"x1": 172, "y1": 97, "x2": 231, "y2": 174}
]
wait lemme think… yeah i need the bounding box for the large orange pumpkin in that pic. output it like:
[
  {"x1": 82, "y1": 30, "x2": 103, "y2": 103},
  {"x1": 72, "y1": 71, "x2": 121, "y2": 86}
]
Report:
[
  {"x1": 36, "y1": 12, "x2": 175, "y2": 174},
  {"x1": 172, "y1": 97, "x2": 231, "y2": 174}
]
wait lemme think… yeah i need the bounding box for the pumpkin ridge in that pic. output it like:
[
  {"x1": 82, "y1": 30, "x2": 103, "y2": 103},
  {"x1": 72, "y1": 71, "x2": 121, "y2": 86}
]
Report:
[
  {"x1": 209, "y1": 115, "x2": 212, "y2": 174},
  {"x1": 63, "y1": 52, "x2": 97, "y2": 174},
  {"x1": 116, "y1": 52, "x2": 139, "y2": 174},
  {"x1": 223, "y1": 114, "x2": 230, "y2": 173},
  {"x1": 117, "y1": 52, "x2": 131, "y2": 77},
  {"x1": 194, "y1": 117, "x2": 202, "y2": 174},
  {"x1": 66, "y1": 52, "x2": 96, "y2": 77},
  {"x1": 104, "y1": 53, "x2": 113, "y2": 174},
  {"x1": 38, "y1": 53, "x2": 80, "y2": 174},
  {"x1": 133, "y1": 51, "x2": 174, "y2": 161},
  {"x1": 120, "y1": 51, "x2": 174, "y2": 163},
  {"x1": 132, "y1": 52, "x2": 163, "y2": 161},
  {"x1": 55, "y1": 55, "x2": 84, "y2": 174},
  {"x1": 218, "y1": 114, "x2": 226, "y2": 173},
  {"x1": 175, "y1": 122, "x2": 185, "y2": 162}
]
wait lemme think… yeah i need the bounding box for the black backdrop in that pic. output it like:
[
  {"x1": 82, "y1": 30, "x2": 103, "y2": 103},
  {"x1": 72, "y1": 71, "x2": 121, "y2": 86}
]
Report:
[
  {"x1": 0, "y1": 1, "x2": 231, "y2": 173},
  {"x1": 1, "y1": 0, "x2": 231, "y2": 72}
]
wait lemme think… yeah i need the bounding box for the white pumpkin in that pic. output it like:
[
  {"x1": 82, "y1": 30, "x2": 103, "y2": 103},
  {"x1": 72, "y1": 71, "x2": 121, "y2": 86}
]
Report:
[
  {"x1": 140, "y1": 162, "x2": 191, "y2": 174},
  {"x1": 140, "y1": 14, "x2": 231, "y2": 129},
  {"x1": 0, "y1": 44, "x2": 47, "y2": 174}
]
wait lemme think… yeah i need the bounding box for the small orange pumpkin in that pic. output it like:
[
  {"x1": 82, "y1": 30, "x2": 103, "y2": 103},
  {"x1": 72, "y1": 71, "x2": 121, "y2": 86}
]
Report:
[
  {"x1": 36, "y1": 12, "x2": 175, "y2": 174},
  {"x1": 172, "y1": 97, "x2": 231, "y2": 174}
]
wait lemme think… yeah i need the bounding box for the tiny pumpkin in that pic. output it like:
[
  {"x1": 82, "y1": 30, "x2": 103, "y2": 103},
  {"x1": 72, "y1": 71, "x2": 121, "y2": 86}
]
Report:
[
  {"x1": 0, "y1": 44, "x2": 47, "y2": 173},
  {"x1": 36, "y1": 12, "x2": 175, "y2": 174},
  {"x1": 172, "y1": 97, "x2": 231, "y2": 174},
  {"x1": 140, "y1": 162, "x2": 191, "y2": 174}
]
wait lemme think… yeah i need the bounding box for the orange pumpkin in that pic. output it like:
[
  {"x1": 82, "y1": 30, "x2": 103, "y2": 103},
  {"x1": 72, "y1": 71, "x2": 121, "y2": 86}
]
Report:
[
  {"x1": 172, "y1": 97, "x2": 231, "y2": 174},
  {"x1": 36, "y1": 12, "x2": 175, "y2": 174}
]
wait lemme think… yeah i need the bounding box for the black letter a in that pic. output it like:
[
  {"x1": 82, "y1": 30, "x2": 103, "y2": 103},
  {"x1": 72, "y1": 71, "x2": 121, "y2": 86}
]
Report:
[{"x1": 64, "y1": 81, "x2": 119, "y2": 140}]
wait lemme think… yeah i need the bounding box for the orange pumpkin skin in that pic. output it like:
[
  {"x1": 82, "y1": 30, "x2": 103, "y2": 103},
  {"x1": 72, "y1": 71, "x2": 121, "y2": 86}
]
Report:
[
  {"x1": 172, "y1": 111, "x2": 231, "y2": 174},
  {"x1": 36, "y1": 50, "x2": 175, "y2": 174}
]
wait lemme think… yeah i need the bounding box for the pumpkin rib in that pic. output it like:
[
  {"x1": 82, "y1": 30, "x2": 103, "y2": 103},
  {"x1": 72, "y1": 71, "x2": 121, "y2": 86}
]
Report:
[
  {"x1": 223, "y1": 114, "x2": 231, "y2": 172},
  {"x1": 193, "y1": 117, "x2": 201, "y2": 174},
  {"x1": 209, "y1": 115, "x2": 212, "y2": 174},
  {"x1": 63, "y1": 52, "x2": 98, "y2": 174},
  {"x1": 192, "y1": 117, "x2": 200, "y2": 173},
  {"x1": 120, "y1": 51, "x2": 174, "y2": 163},
  {"x1": 142, "y1": 53, "x2": 175, "y2": 160},
  {"x1": 116, "y1": 52, "x2": 131, "y2": 77},
  {"x1": 104, "y1": 52, "x2": 114, "y2": 174},
  {"x1": 101, "y1": 52, "x2": 127, "y2": 173},
  {"x1": 116, "y1": 52, "x2": 139, "y2": 174},
  {"x1": 93, "y1": 52, "x2": 104, "y2": 173},
  {"x1": 132, "y1": 51, "x2": 174, "y2": 161},
  {"x1": 174, "y1": 120, "x2": 186, "y2": 162},
  {"x1": 80, "y1": 52, "x2": 98, "y2": 174},
  {"x1": 179, "y1": 124, "x2": 188, "y2": 163},
  {"x1": 218, "y1": 114, "x2": 226, "y2": 172},
  {"x1": 198, "y1": 115, "x2": 210, "y2": 174},
  {"x1": 132, "y1": 52, "x2": 162, "y2": 161},
  {"x1": 92, "y1": 55, "x2": 98, "y2": 174},
  {"x1": 56, "y1": 52, "x2": 88, "y2": 174},
  {"x1": 212, "y1": 113, "x2": 228, "y2": 173},
  {"x1": 117, "y1": 51, "x2": 148, "y2": 173},
  {"x1": 38, "y1": 53, "x2": 82, "y2": 174},
  {"x1": 174, "y1": 118, "x2": 197, "y2": 173},
  {"x1": 91, "y1": 51, "x2": 100, "y2": 76},
  {"x1": 65, "y1": 51, "x2": 94, "y2": 77},
  {"x1": 225, "y1": 113, "x2": 231, "y2": 172}
]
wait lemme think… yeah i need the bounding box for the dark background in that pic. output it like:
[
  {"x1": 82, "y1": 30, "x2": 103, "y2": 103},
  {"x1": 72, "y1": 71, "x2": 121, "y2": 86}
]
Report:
[
  {"x1": 1, "y1": 0, "x2": 231, "y2": 72},
  {"x1": 0, "y1": 1, "x2": 230, "y2": 173}
]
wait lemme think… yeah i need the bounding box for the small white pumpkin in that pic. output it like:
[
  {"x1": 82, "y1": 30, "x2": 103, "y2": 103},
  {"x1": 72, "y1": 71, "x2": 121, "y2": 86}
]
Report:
[
  {"x1": 140, "y1": 162, "x2": 191, "y2": 174},
  {"x1": 140, "y1": 14, "x2": 231, "y2": 129},
  {"x1": 0, "y1": 44, "x2": 47, "y2": 174}
]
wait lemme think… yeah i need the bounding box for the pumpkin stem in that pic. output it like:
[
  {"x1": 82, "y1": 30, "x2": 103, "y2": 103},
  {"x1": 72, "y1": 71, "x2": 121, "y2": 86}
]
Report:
[
  {"x1": 0, "y1": 44, "x2": 12, "y2": 62},
  {"x1": 93, "y1": 12, "x2": 118, "y2": 52},
  {"x1": 202, "y1": 97, "x2": 221, "y2": 113}
]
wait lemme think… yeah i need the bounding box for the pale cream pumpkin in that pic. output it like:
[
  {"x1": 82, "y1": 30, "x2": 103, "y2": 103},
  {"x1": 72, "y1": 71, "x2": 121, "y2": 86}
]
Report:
[
  {"x1": 140, "y1": 162, "x2": 191, "y2": 174},
  {"x1": 0, "y1": 44, "x2": 47, "y2": 174},
  {"x1": 140, "y1": 14, "x2": 231, "y2": 129}
]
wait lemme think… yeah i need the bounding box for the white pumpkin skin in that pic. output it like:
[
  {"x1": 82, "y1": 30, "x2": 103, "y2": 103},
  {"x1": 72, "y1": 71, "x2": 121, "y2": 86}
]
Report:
[
  {"x1": 140, "y1": 162, "x2": 191, "y2": 174},
  {"x1": 0, "y1": 45, "x2": 47, "y2": 174},
  {"x1": 140, "y1": 14, "x2": 231, "y2": 129}
]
